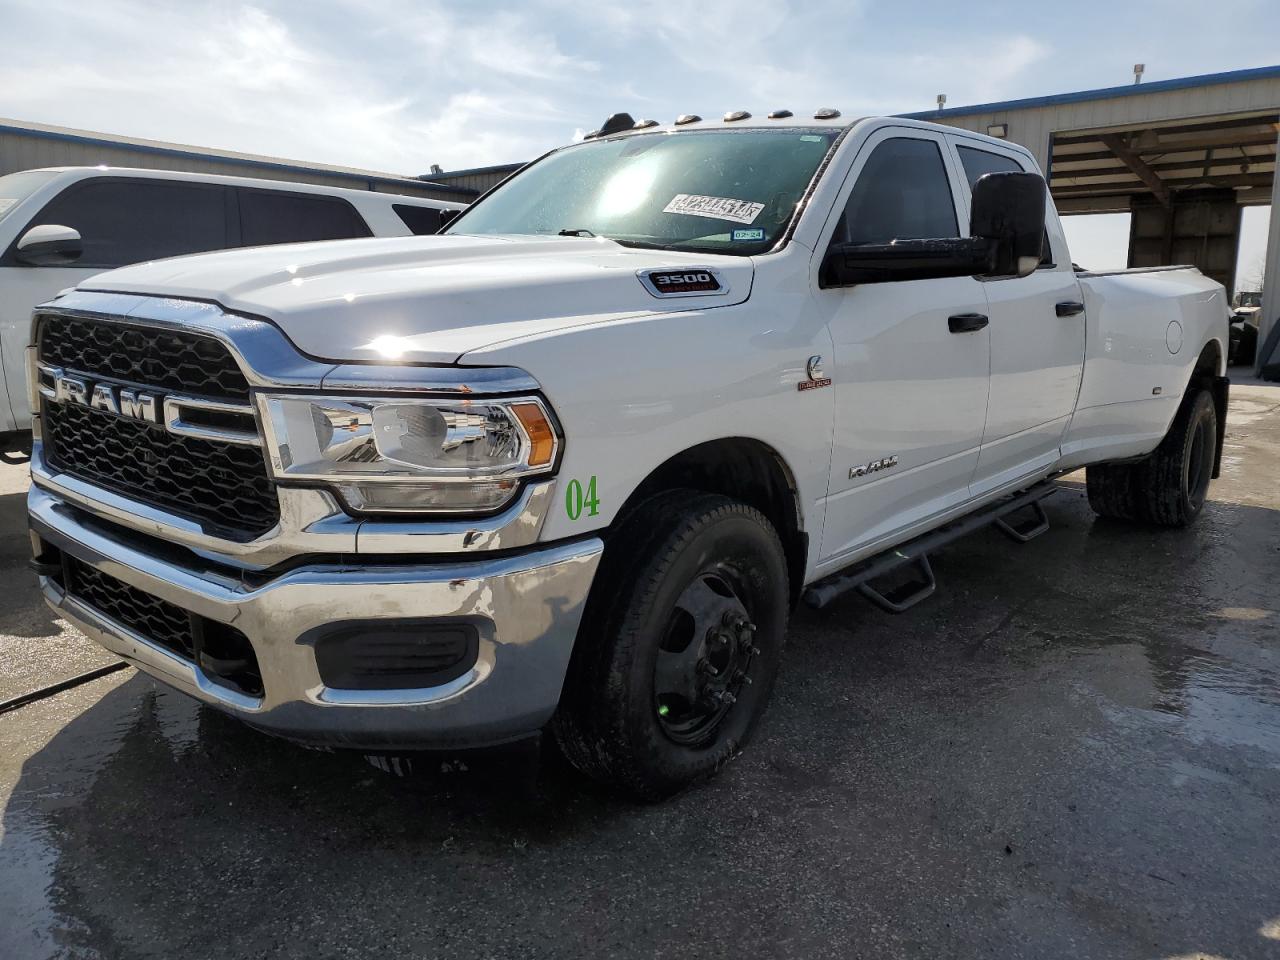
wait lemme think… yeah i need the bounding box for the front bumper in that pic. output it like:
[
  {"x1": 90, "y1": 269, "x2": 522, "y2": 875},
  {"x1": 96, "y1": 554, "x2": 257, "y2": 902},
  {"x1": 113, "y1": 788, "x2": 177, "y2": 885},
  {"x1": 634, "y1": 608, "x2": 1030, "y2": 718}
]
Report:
[{"x1": 30, "y1": 485, "x2": 603, "y2": 750}]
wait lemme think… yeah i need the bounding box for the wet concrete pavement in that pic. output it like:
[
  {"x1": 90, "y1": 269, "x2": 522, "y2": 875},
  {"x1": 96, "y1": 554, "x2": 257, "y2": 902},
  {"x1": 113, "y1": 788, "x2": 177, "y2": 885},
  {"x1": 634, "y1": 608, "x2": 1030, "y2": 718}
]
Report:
[{"x1": 2, "y1": 381, "x2": 1279, "y2": 960}]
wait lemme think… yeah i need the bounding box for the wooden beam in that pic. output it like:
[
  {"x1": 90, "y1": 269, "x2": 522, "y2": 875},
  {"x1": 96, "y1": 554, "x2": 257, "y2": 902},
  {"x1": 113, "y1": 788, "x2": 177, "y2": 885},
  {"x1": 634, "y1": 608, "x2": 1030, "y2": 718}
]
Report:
[
  {"x1": 1099, "y1": 133, "x2": 1170, "y2": 206},
  {"x1": 1051, "y1": 113, "x2": 1280, "y2": 147},
  {"x1": 1050, "y1": 171, "x2": 1274, "y2": 198}
]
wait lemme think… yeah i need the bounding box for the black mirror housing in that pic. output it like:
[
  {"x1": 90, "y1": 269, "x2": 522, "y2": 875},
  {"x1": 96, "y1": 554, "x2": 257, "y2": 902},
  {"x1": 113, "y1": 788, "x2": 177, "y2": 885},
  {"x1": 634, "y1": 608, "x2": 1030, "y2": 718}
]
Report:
[
  {"x1": 821, "y1": 238, "x2": 995, "y2": 287},
  {"x1": 970, "y1": 171, "x2": 1046, "y2": 278}
]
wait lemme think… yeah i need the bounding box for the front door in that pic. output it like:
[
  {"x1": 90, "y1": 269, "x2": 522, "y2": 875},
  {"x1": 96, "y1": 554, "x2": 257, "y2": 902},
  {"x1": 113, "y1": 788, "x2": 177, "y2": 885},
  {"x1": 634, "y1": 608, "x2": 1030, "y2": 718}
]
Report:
[{"x1": 814, "y1": 129, "x2": 992, "y2": 568}]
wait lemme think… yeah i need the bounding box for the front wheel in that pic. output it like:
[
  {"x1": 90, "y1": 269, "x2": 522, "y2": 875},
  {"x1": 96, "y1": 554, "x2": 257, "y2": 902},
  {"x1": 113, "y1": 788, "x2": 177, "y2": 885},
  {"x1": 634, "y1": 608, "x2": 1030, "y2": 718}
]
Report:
[
  {"x1": 1086, "y1": 387, "x2": 1218, "y2": 527},
  {"x1": 553, "y1": 490, "x2": 789, "y2": 800}
]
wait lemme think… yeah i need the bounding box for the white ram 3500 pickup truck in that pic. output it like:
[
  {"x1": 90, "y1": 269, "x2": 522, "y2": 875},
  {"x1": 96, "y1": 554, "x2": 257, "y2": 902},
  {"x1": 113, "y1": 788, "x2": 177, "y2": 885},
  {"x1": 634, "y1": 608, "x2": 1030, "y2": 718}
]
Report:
[{"x1": 27, "y1": 114, "x2": 1229, "y2": 797}]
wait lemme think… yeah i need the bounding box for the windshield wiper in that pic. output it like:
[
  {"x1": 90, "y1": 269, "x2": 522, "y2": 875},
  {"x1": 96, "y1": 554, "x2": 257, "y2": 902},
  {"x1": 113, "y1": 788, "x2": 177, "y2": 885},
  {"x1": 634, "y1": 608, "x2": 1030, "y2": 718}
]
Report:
[{"x1": 557, "y1": 228, "x2": 596, "y2": 237}]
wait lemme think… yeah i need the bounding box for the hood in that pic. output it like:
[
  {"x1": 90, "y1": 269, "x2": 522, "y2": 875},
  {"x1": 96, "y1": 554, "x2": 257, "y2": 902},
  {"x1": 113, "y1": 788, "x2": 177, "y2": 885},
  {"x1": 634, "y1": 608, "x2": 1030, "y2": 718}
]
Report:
[{"x1": 79, "y1": 234, "x2": 755, "y2": 364}]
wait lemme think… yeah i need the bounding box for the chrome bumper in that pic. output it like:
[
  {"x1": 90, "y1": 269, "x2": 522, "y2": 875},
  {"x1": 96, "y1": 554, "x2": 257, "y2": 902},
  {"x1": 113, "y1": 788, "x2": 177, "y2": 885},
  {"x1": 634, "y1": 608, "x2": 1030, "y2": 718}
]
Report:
[{"x1": 30, "y1": 485, "x2": 603, "y2": 750}]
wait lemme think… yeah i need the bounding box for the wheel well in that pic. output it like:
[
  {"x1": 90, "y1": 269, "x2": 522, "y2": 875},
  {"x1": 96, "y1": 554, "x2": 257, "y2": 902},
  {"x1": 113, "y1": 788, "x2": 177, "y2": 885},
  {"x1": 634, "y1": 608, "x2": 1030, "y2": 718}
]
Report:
[
  {"x1": 1191, "y1": 338, "x2": 1222, "y2": 387},
  {"x1": 1188, "y1": 339, "x2": 1228, "y2": 479},
  {"x1": 616, "y1": 438, "x2": 808, "y2": 605}
]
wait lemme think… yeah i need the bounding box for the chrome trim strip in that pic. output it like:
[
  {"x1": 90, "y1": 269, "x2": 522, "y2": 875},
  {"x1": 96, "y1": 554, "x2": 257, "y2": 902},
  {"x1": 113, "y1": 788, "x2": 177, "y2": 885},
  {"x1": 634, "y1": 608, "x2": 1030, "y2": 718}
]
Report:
[
  {"x1": 322, "y1": 364, "x2": 542, "y2": 395},
  {"x1": 163, "y1": 395, "x2": 260, "y2": 447},
  {"x1": 30, "y1": 445, "x2": 558, "y2": 565}
]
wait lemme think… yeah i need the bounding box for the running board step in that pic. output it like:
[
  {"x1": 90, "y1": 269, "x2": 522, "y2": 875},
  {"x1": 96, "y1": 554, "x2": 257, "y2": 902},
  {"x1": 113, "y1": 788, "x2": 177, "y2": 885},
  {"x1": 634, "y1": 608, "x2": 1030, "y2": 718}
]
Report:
[
  {"x1": 857, "y1": 554, "x2": 936, "y2": 614},
  {"x1": 994, "y1": 500, "x2": 1050, "y2": 543},
  {"x1": 803, "y1": 481, "x2": 1058, "y2": 612}
]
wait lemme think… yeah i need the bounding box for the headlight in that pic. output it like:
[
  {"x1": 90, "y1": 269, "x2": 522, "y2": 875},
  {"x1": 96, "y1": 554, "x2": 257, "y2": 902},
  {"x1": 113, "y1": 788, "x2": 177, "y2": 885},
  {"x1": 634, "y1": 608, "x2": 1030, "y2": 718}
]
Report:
[{"x1": 259, "y1": 394, "x2": 558, "y2": 514}]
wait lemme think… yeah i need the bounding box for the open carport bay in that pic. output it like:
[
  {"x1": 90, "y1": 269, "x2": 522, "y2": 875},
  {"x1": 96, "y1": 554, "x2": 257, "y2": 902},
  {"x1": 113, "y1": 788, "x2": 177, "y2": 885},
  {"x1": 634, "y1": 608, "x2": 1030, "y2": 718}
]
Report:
[{"x1": 1, "y1": 383, "x2": 1278, "y2": 960}]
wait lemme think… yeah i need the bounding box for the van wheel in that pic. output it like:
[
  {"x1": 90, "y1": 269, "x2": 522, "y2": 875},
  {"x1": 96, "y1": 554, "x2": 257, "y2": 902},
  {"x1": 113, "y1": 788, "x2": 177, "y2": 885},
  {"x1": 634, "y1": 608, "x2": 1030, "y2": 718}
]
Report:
[
  {"x1": 1086, "y1": 388, "x2": 1217, "y2": 527},
  {"x1": 553, "y1": 490, "x2": 789, "y2": 800}
]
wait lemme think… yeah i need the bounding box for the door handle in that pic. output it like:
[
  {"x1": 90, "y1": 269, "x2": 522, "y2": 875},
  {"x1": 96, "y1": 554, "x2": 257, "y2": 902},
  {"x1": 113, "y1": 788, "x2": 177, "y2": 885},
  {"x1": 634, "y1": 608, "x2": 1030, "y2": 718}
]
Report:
[
  {"x1": 1056, "y1": 300, "x2": 1085, "y2": 317},
  {"x1": 948, "y1": 313, "x2": 989, "y2": 333}
]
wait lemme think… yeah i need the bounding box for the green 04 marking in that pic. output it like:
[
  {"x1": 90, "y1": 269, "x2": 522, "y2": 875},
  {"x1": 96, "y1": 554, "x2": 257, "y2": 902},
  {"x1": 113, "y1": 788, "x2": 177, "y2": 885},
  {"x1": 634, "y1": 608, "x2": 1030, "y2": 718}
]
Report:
[{"x1": 565, "y1": 476, "x2": 600, "y2": 520}]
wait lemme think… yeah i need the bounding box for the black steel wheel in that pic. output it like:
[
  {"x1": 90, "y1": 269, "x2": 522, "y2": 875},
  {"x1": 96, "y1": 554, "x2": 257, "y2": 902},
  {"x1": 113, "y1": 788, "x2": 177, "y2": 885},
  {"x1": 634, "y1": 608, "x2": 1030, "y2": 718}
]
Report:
[
  {"x1": 553, "y1": 490, "x2": 789, "y2": 799},
  {"x1": 654, "y1": 571, "x2": 760, "y2": 746}
]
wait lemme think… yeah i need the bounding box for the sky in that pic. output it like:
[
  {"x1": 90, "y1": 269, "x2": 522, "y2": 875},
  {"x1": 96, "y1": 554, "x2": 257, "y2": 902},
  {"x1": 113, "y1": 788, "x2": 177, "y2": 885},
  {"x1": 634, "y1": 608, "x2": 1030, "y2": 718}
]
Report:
[{"x1": 1, "y1": 0, "x2": 1276, "y2": 278}]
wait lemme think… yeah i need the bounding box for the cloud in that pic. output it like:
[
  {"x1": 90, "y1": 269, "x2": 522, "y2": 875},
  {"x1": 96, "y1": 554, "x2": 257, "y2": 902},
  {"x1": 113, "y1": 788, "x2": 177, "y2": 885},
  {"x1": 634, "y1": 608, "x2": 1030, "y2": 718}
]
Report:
[{"x1": 0, "y1": 0, "x2": 1271, "y2": 182}]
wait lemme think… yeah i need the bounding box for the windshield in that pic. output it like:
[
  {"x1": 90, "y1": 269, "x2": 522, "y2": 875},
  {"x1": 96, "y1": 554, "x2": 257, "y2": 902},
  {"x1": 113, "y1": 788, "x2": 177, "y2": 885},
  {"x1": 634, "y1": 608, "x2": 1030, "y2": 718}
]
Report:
[
  {"x1": 0, "y1": 170, "x2": 58, "y2": 224},
  {"x1": 445, "y1": 128, "x2": 839, "y2": 255}
]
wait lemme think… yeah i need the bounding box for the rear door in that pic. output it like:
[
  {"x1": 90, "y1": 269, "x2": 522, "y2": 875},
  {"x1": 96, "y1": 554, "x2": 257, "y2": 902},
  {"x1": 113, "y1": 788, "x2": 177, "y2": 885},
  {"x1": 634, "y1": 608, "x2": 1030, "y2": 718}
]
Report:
[
  {"x1": 815, "y1": 128, "x2": 992, "y2": 566},
  {"x1": 0, "y1": 176, "x2": 230, "y2": 427},
  {"x1": 947, "y1": 138, "x2": 1086, "y2": 495}
]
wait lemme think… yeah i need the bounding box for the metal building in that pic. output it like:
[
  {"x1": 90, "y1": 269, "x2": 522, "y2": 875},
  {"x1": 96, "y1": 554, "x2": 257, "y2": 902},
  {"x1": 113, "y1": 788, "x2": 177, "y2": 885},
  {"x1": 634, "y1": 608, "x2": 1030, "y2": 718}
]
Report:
[
  {"x1": 903, "y1": 65, "x2": 1280, "y2": 373},
  {"x1": 418, "y1": 162, "x2": 525, "y2": 197},
  {"x1": 0, "y1": 116, "x2": 474, "y2": 203}
]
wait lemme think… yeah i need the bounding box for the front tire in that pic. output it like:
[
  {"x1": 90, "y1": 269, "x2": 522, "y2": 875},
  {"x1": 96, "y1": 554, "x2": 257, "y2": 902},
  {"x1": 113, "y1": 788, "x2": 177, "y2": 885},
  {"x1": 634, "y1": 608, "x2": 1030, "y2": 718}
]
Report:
[
  {"x1": 1086, "y1": 388, "x2": 1217, "y2": 527},
  {"x1": 553, "y1": 490, "x2": 789, "y2": 800}
]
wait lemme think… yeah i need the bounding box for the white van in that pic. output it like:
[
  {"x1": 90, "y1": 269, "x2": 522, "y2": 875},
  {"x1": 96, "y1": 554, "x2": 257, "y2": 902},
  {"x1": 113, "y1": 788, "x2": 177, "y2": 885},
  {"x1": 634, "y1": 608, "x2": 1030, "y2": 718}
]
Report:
[{"x1": 0, "y1": 167, "x2": 466, "y2": 435}]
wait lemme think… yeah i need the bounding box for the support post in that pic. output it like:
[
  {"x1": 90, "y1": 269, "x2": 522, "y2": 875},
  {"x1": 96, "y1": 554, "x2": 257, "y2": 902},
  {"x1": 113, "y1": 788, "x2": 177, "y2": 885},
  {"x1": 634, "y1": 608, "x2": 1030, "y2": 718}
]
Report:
[{"x1": 1257, "y1": 126, "x2": 1280, "y2": 375}]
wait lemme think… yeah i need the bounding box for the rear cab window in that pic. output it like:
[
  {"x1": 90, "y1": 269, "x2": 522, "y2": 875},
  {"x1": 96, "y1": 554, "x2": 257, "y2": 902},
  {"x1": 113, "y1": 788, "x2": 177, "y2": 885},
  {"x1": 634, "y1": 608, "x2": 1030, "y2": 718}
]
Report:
[{"x1": 955, "y1": 144, "x2": 1054, "y2": 267}]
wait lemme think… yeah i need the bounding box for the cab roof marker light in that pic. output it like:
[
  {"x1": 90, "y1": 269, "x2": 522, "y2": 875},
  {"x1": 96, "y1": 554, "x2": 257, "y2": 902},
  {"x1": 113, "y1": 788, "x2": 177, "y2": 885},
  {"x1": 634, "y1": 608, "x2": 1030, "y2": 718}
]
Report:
[
  {"x1": 814, "y1": 108, "x2": 842, "y2": 120},
  {"x1": 674, "y1": 114, "x2": 702, "y2": 125},
  {"x1": 768, "y1": 109, "x2": 794, "y2": 119},
  {"x1": 632, "y1": 119, "x2": 660, "y2": 129},
  {"x1": 723, "y1": 110, "x2": 752, "y2": 122}
]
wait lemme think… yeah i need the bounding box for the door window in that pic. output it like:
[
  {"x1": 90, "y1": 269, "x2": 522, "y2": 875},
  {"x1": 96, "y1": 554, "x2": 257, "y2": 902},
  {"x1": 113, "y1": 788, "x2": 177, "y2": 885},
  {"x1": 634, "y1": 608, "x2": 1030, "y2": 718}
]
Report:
[
  {"x1": 10, "y1": 178, "x2": 229, "y2": 268},
  {"x1": 836, "y1": 137, "x2": 959, "y2": 245},
  {"x1": 956, "y1": 145, "x2": 1053, "y2": 266},
  {"x1": 238, "y1": 190, "x2": 372, "y2": 246}
]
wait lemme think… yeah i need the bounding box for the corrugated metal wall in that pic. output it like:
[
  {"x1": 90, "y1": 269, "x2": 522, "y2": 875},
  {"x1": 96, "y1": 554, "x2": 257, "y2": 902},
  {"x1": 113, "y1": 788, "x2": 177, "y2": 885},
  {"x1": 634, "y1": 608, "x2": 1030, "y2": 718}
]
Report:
[
  {"x1": 421, "y1": 163, "x2": 524, "y2": 197},
  {"x1": 0, "y1": 121, "x2": 471, "y2": 203},
  {"x1": 911, "y1": 74, "x2": 1280, "y2": 179}
]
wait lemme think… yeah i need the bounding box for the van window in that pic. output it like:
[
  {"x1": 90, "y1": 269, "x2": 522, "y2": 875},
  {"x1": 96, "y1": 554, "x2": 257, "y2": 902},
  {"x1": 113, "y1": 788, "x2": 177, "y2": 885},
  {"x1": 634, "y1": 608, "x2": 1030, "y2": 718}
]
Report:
[
  {"x1": 393, "y1": 204, "x2": 447, "y2": 235},
  {"x1": 838, "y1": 138, "x2": 959, "y2": 245},
  {"x1": 0, "y1": 170, "x2": 59, "y2": 224},
  {"x1": 238, "y1": 190, "x2": 372, "y2": 246},
  {"x1": 17, "y1": 178, "x2": 229, "y2": 268},
  {"x1": 956, "y1": 145, "x2": 1053, "y2": 266}
]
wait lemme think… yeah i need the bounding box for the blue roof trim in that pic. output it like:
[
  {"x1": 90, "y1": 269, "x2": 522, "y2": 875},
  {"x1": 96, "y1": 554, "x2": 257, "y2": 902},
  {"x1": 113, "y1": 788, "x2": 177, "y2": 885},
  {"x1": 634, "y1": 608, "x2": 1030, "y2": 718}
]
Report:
[
  {"x1": 0, "y1": 121, "x2": 475, "y2": 198},
  {"x1": 899, "y1": 64, "x2": 1280, "y2": 120}
]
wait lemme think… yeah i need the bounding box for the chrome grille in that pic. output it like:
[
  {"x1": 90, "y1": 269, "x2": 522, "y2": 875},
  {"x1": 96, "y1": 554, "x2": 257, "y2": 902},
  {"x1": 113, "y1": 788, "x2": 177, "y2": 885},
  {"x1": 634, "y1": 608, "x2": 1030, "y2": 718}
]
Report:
[{"x1": 37, "y1": 313, "x2": 279, "y2": 541}]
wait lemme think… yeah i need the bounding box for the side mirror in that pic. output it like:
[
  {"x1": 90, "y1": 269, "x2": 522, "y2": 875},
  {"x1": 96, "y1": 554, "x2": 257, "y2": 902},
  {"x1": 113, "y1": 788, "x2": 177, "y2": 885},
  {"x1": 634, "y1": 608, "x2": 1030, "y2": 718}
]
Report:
[
  {"x1": 970, "y1": 171, "x2": 1046, "y2": 279},
  {"x1": 820, "y1": 170, "x2": 1048, "y2": 287},
  {"x1": 15, "y1": 224, "x2": 83, "y2": 266}
]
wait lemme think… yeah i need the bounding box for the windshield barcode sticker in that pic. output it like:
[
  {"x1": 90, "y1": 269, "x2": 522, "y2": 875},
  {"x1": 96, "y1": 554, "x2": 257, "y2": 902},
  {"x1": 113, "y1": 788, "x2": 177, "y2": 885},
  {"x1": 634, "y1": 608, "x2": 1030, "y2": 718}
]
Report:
[{"x1": 662, "y1": 194, "x2": 765, "y2": 224}]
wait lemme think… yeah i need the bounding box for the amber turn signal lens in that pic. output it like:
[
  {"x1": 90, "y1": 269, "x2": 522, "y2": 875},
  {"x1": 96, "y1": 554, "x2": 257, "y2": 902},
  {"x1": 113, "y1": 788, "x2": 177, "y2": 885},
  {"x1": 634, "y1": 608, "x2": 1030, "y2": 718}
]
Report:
[{"x1": 511, "y1": 402, "x2": 556, "y2": 467}]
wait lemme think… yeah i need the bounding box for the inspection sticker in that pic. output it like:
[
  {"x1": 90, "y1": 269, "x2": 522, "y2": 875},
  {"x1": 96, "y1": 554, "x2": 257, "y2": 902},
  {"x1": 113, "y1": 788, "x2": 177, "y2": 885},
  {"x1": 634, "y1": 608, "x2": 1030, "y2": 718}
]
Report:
[
  {"x1": 732, "y1": 227, "x2": 765, "y2": 242},
  {"x1": 662, "y1": 194, "x2": 765, "y2": 224}
]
